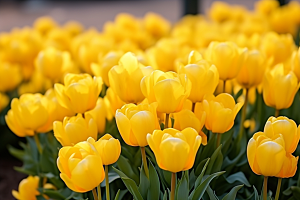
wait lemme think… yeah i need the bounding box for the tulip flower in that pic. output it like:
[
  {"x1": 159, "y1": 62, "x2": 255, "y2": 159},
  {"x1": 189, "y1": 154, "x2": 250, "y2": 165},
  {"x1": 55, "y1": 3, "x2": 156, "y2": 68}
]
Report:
[
  {"x1": 0, "y1": 62, "x2": 22, "y2": 92},
  {"x1": 140, "y1": 70, "x2": 191, "y2": 114},
  {"x1": 247, "y1": 132, "x2": 286, "y2": 177},
  {"x1": 263, "y1": 64, "x2": 299, "y2": 110},
  {"x1": 34, "y1": 16, "x2": 57, "y2": 35},
  {"x1": 276, "y1": 153, "x2": 298, "y2": 178},
  {"x1": 205, "y1": 41, "x2": 247, "y2": 81},
  {"x1": 264, "y1": 116, "x2": 300, "y2": 154},
  {"x1": 0, "y1": 92, "x2": 9, "y2": 113},
  {"x1": 147, "y1": 127, "x2": 202, "y2": 173},
  {"x1": 55, "y1": 73, "x2": 103, "y2": 114},
  {"x1": 144, "y1": 12, "x2": 171, "y2": 39},
  {"x1": 12, "y1": 176, "x2": 40, "y2": 200},
  {"x1": 5, "y1": 93, "x2": 50, "y2": 137},
  {"x1": 104, "y1": 88, "x2": 125, "y2": 121},
  {"x1": 290, "y1": 48, "x2": 300, "y2": 81},
  {"x1": 108, "y1": 52, "x2": 153, "y2": 103},
  {"x1": 57, "y1": 137, "x2": 105, "y2": 193},
  {"x1": 53, "y1": 113, "x2": 98, "y2": 146},
  {"x1": 178, "y1": 51, "x2": 219, "y2": 103},
  {"x1": 115, "y1": 102, "x2": 159, "y2": 147},
  {"x1": 86, "y1": 98, "x2": 108, "y2": 135},
  {"x1": 254, "y1": 0, "x2": 279, "y2": 16}
]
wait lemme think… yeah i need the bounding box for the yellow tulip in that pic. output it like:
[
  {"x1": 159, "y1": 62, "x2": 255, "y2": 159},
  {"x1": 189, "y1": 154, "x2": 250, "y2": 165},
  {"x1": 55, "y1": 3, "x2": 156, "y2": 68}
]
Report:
[
  {"x1": 172, "y1": 108, "x2": 207, "y2": 145},
  {"x1": 144, "y1": 12, "x2": 171, "y2": 39},
  {"x1": 236, "y1": 50, "x2": 268, "y2": 89},
  {"x1": 0, "y1": 62, "x2": 22, "y2": 92},
  {"x1": 104, "y1": 88, "x2": 125, "y2": 121},
  {"x1": 147, "y1": 128, "x2": 202, "y2": 173},
  {"x1": 115, "y1": 103, "x2": 160, "y2": 147},
  {"x1": 140, "y1": 70, "x2": 191, "y2": 113},
  {"x1": 0, "y1": 92, "x2": 9, "y2": 113},
  {"x1": 108, "y1": 52, "x2": 153, "y2": 103},
  {"x1": 205, "y1": 41, "x2": 247, "y2": 81},
  {"x1": 264, "y1": 116, "x2": 300, "y2": 153},
  {"x1": 203, "y1": 93, "x2": 243, "y2": 133},
  {"x1": 12, "y1": 176, "x2": 40, "y2": 200},
  {"x1": 5, "y1": 93, "x2": 50, "y2": 137},
  {"x1": 208, "y1": 1, "x2": 232, "y2": 23},
  {"x1": 54, "y1": 113, "x2": 97, "y2": 146},
  {"x1": 35, "y1": 47, "x2": 73, "y2": 82},
  {"x1": 94, "y1": 134, "x2": 121, "y2": 165},
  {"x1": 63, "y1": 21, "x2": 84, "y2": 37},
  {"x1": 247, "y1": 132, "x2": 286, "y2": 176},
  {"x1": 46, "y1": 28, "x2": 72, "y2": 51},
  {"x1": 263, "y1": 64, "x2": 299, "y2": 110},
  {"x1": 91, "y1": 51, "x2": 123, "y2": 87},
  {"x1": 276, "y1": 153, "x2": 298, "y2": 178},
  {"x1": 34, "y1": 16, "x2": 57, "y2": 35},
  {"x1": 86, "y1": 98, "x2": 107, "y2": 135},
  {"x1": 55, "y1": 73, "x2": 103, "y2": 114},
  {"x1": 290, "y1": 48, "x2": 300, "y2": 81},
  {"x1": 254, "y1": 0, "x2": 279, "y2": 16},
  {"x1": 57, "y1": 137, "x2": 105, "y2": 193},
  {"x1": 178, "y1": 51, "x2": 219, "y2": 103}
]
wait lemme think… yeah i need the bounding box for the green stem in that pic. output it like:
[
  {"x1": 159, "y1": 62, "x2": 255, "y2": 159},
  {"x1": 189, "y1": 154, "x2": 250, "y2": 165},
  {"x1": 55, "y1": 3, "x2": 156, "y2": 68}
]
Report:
[
  {"x1": 165, "y1": 113, "x2": 170, "y2": 129},
  {"x1": 92, "y1": 188, "x2": 98, "y2": 200},
  {"x1": 275, "y1": 178, "x2": 282, "y2": 200},
  {"x1": 275, "y1": 109, "x2": 280, "y2": 117},
  {"x1": 97, "y1": 184, "x2": 102, "y2": 200},
  {"x1": 105, "y1": 165, "x2": 110, "y2": 200},
  {"x1": 140, "y1": 147, "x2": 149, "y2": 178},
  {"x1": 263, "y1": 176, "x2": 268, "y2": 200},
  {"x1": 216, "y1": 133, "x2": 221, "y2": 148},
  {"x1": 33, "y1": 134, "x2": 42, "y2": 154},
  {"x1": 192, "y1": 102, "x2": 196, "y2": 113},
  {"x1": 171, "y1": 173, "x2": 176, "y2": 200},
  {"x1": 238, "y1": 88, "x2": 249, "y2": 140}
]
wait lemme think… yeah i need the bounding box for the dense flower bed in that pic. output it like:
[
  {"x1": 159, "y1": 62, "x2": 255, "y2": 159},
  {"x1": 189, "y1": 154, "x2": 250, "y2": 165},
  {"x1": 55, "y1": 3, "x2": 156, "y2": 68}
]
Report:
[{"x1": 1, "y1": 0, "x2": 300, "y2": 199}]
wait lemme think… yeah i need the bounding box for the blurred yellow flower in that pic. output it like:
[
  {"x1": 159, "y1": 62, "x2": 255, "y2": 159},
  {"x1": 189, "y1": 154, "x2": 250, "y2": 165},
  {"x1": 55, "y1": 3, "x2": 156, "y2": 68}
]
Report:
[
  {"x1": 12, "y1": 176, "x2": 40, "y2": 200},
  {"x1": 0, "y1": 93, "x2": 9, "y2": 113},
  {"x1": 0, "y1": 62, "x2": 22, "y2": 92}
]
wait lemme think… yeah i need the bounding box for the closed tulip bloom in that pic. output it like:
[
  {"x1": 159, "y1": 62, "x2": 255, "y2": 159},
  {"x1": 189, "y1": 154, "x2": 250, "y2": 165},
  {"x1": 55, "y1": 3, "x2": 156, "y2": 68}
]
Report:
[
  {"x1": 236, "y1": 50, "x2": 267, "y2": 88},
  {"x1": 0, "y1": 92, "x2": 9, "y2": 113},
  {"x1": 263, "y1": 64, "x2": 299, "y2": 110},
  {"x1": 147, "y1": 128, "x2": 202, "y2": 173},
  {"x1": 290, "y1": 48, "x2": 300, "y2": 81},
  {"x1": 247, "y1": 132, "x2": 286, "y2": 176},
  {"x1": 12, "y1": 176, "x2": 40, "y2": 200},
  {"x1": 0, "y1": 62, "x2": 22, "y2": 92},
  {"x1": 179, "y1": 51, "x2": 219, "y2": 103},
  {"x1": 264, "y1": 116, "x2": 300, "y2": 153},
  {"x1": 172, "y1": 108, "x2": 207, "y2": 145},
  {"x1": 115, "y1": 102, "x2": 159, "y2": 147},
  {"x1": 276, "y1": 153, "x2": 298, "y2": 178},
  {"x1": 94, "y1": 134, "x2": 121, "y2": 165},
  {"x1": 55, "y1": 73, "x2": 103, "y2": 114},
  {"x1": 141, "y1": 70, "x2": 191, "y2": 113},
  {"x1": 205, "y1": 41, "x2": 247, "y2": 80},
  {"x1": 203, "y1": 93, "x2": 243, "y2": 133},
  {"x1": 57, "y1": 138, "x2": 105, "y2": 193},
  {"x1": 5, "y1": 93, "x2": 50, "y2": 137},
  {"x1": 108, "y1": 52, "x2": 153, "y2": 103},
  {"x1": 53, "y1": 113, "x2": 98, "y2": 146},
  {"x1": 86, "y1": 98, "x2": 107, "y2": 135}
]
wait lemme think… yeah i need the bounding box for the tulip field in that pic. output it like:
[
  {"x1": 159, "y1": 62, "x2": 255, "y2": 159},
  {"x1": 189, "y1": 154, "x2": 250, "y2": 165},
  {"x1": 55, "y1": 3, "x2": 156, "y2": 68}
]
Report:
[{"x1": 1, "y1": 0, "x2": 300, "y2": 199}]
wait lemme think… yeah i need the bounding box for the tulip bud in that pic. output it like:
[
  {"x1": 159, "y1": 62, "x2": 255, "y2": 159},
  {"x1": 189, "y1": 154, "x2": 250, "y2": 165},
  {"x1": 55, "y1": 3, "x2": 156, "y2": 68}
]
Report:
[
  {"x1": 0, "y1": 92, "x2": 9, "y2": 113},
  {"x1": 264, "y1": 116, "x2": 300, "y2": 153},
  {"x1": 141, "y1": 70, "x2": 191, "y2": 113},
  {"x1": 0, "y1": 62, "x2": 22, "y2": 92},
  {"x1": 54, "y1": 73, "x2": 103, "y2": 114},
  {"x1": 205, "y1": 41, "x2": 247, "y2": 80},
  {"x1": 263, "y1": 64, "x2": 299, "y2": 110},
  {"x1": 115, "y1": 102, "x2": 160, "y2": 147},
  {"x1": 94, "y1": 134, "x2": 121, "y2": 165},
  {"x1": 108, "y1": 52, "x2": 153, "y2": 103},
  {"x1": 54, "y1": 113, "x2": 98, "y2": 146},
  {"x1": 147, "y1": 128, "x2": 202, "y2": 173},
  {"x1": 12, "y1": 176, "x2": 40, "y2": 200},
  {"x1": 57, "y1": 137, "x2": 105, "y2": 193},
  {"x1": 5, "y1": 93, "x2": 50, "y2": 137},
  {"x1": 247, "y1": 132, "x2": 286, "y2": 176},
  {"x1": 179, "y1": 51, "x2": 219, "y2": 103}
]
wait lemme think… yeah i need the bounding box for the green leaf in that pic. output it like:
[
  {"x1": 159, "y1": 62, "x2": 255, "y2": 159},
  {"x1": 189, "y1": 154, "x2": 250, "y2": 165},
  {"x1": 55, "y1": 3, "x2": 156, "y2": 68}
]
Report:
[
  {"x1": 195, "y1": 158, "x2": 209, "y2": 176},
  {"x1": 206, "y1": 186, "x2": 219, "y2": 200},
  {"x1": 38, "y1": 189, "x2": 66, "y2": 200},
  {"x1": 163, "y1": 190, "x2": 168, "y2": 200},
  {"x1": 190, "y1": 171, "x2": 225, "y2": 200},
  {"x1": 100, "y1": 171, "x2": 120, "y2": 187},
  {"x1": 8, "y1": 145, "x2": 24, "y2": 160},
  {"x1": 225, "y1": 172, "x2": 251, "y2": 187},
  {"x1": 147, "y1": 160, "x2": 160, "y2": 200},
  {"x1": 222, "y1": 185, "x2": 244, "y2": 200},
  {"x1": 195, "y1": 159, "x2": 210, "y2": 188},
  {"x1": 114, "y1": 189, "x2": 120, "y2": 200},
  {"x1": 205, "y1": 145, "x2": 222, "y2": 175},
  {"x1": 139, "y1": 163, "x2": 150, "y2": 199},
  {"x1": 117, "y1": 155, "x2": 139, "y2": 184},
  {"x1": 176, "y1": 171, "x2": 189, "y2": 200},
  {"x1": 253, "y1": 186, "x2": 259, "y2": 200},
  {"x1": 113, "y1": 167, "x2": 144, "y2": 200}
]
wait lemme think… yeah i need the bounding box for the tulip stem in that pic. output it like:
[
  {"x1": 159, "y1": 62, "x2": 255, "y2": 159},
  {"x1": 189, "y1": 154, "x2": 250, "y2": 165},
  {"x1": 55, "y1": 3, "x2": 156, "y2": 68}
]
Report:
[
  {"x1": 92, "y1": 188, "x2": 98, "y2": 200},
  {"x1": 238, "y1": 88, "x2": 249, "y2": 140},
  {"x1": 216, "y1": 133, "x2": 221, "y2": 148},
  {"x1": 263, "y1": 176, "x2": 268, "y2": 200},
  {"x1": 275, "y1": 109, "x2": 280, "y2": 117},
  {"x1": 275, "y1": 178, "x2": 282, "y2": 200},
  {"x1": 171, "y1": 172, "x2": 176, "y2": 200},
  {"x1": 165, "y1": 113, "x2": 170, "y2": 129},
  {"x1": 105, "y1": 165, "x2": 110, "y2": 200},
  {"x1": 33, "y1": 134, "x2": 42, "y2": 154},
  {"x1": 140, "y1": 147, "x2": 149, "y2": 178},
  {"x1": 97, "y1": 184, "x2": 102, "y2": 200},
  {"x1": 192, "y1": 102, "x2": 196, "y2": 113}
]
